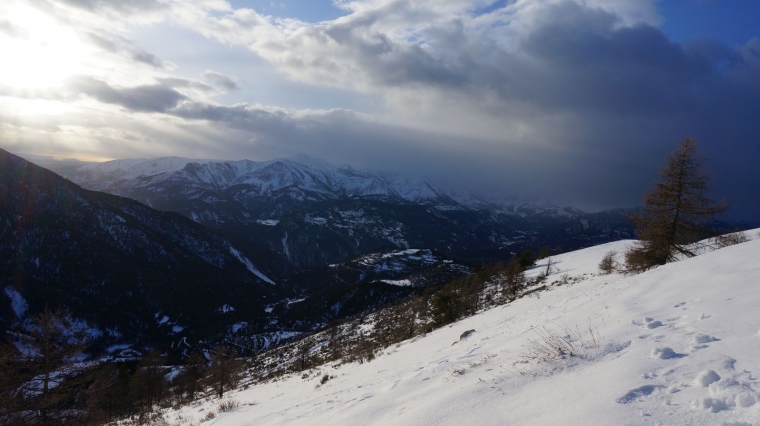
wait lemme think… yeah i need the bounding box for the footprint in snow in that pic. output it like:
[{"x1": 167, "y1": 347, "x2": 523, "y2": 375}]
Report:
[
  {"x1": 650, "y1": 347, "x2": 685, "y2": 359},
  {"x1": 692, "y1": 333, "x2": 719, "y2": 349},
  {"x1": 674, "y1": 302, "x2": 686, "y2": 308},
  {"x1": 722, "y1": 358, "x2": 736, "y2": 370},
  {"x1": 691, "y1": 369, "x2": 759, "y2": 413},
  {"x1": 694, "y1": 370, "x2": 721, "y2": 387},
  {"x1": 616, "y1": 385, "x2": 664, "y2": 404},
  {"x1": 641, "y1": 317, "x2": 664, "y2": 329},
  {"x1": 693, "y1": 333, "x2": 719, "y2": 344}
]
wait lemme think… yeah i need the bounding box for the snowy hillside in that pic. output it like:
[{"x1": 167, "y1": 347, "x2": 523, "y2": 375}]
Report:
[{"x1": 168, "y1": 231, "x2": 760, "y2": 426}]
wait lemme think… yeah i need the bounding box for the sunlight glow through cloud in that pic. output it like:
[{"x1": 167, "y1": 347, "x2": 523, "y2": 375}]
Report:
[{"x1": 0, "y1": 5, "x2": 89, "y2": 90}]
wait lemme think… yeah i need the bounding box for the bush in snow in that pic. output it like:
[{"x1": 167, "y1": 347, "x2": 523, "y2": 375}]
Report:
[
  {"x1": 712, "y1": 231, "x2": 749, "y2": 248},
  {"x1": 598, "y1": 250, "x2": 619, "y2": 275},
  {"x1": 518, "y1": 323, "x2": 603, "y2": 370},
  {"x1": 217, "y1": 398, "x2": 240, "y2": 412}
]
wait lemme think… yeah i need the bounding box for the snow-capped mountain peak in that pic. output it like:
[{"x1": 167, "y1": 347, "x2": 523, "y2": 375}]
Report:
[{"x1": 62, "y1": 155, "x2": 536, "y2": 211}]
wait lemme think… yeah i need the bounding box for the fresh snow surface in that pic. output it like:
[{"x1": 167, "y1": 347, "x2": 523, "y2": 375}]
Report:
[{"x1": 168, "y1": 232, "x2": 760, "y2": 426}]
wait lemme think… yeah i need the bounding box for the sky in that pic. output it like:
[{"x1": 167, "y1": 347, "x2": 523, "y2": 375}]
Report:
[{"x1": 0, "y1": 0, "x2": 758, "y2": 218}]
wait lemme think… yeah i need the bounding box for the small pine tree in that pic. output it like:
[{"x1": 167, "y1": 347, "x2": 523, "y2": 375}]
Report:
[{"x1": 627, "y1": 138, "x2": 727, "y2": 271}]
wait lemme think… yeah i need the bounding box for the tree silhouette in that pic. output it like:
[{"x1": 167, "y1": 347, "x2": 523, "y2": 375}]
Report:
[
  {"x1": 627, "y1": 138, "x2": 727, "y2": 270},
  {"x1": 206, "y1": 346, "x2": 244, "y2": 399}
]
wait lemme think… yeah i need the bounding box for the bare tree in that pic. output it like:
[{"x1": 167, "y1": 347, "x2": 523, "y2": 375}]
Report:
[
  {"x1": 174, "y1": 352, "x2": 207, "y2": 402},
  {"x1": 206, "y1": 346, "x2": 244, "y2": 399},
  {"x1": 627, "y1": 138, "x2": 727, "y2": 271},
  {"x1": 130, "y1": 350, "x2": 168, "y2": 414}
]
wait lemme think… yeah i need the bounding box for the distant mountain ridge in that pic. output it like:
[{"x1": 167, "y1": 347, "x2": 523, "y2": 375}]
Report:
[
  {"x1": 46, "y1": 154, "x2": 635, "y2": 272},
  {"x1": 58, "y1": 155, "x2": 575, "y2": 215}
]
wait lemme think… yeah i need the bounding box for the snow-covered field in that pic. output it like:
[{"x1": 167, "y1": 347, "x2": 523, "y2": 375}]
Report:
[{"x1": 171, "y1": 232, "x2": 760, "y2": 426}]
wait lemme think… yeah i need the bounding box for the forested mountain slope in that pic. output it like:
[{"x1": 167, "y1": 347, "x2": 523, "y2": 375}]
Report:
[{"x1": 0, "y1": 149, "x2": 282, "y2": 352}]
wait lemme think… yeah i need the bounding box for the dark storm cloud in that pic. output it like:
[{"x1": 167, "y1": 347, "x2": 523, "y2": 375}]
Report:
[
  {"x1": 506, "y1": 4, "x2": 759, "y2": 116},
  {"x1": 68, "y1": 76, "x2": 186, "y2": 112},
  {"x1": 317, "y1": 2, "x2": 759, "y2": 118},
  {"x1": 202, "y1": 70, "x2": 239, "y2": 91}
]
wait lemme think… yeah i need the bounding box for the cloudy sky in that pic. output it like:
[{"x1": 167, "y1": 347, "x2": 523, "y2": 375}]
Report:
[{"x1": 1, "y1": 0, "x2": 759, "y2": 218}]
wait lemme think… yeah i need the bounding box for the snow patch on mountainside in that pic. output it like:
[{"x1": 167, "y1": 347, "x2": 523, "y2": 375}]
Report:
[
  {"x1": 380, "y1": 279, "x2": 413, "y2": 286},
  {"x1": 228, "y1": 246, "x2": 275, "y2": 285},
  {"x1": 167, "y1": 231, "x2": 760, "y2": 426},
  {"x1": 4, "y1": 286, "x2": 28, "y2": 318}
]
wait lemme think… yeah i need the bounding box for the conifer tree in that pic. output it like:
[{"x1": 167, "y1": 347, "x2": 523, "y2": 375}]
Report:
[{"x1": 627, "y1": 138, "x2": 727, "y2": 270}]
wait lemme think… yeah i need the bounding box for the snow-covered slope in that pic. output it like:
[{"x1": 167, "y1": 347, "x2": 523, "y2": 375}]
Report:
[{"x1": 170, "y1": 232, "x2": 760, "y2": 426}]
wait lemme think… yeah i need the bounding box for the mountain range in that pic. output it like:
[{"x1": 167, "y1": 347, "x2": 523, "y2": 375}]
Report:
[
  {"x1": 49, "y1": 155, "x2": 636, "y2": 275},
  {"x1": 4, "y1": 151, "x2": 637, "y2": 355}
]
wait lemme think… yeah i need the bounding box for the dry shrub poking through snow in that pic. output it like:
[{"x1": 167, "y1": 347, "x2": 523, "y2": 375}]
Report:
[
  {"x1": 518, "y1": 323, "x2": 603, "y2": 370},
  {"x1": 217, "y1": 398, "x2": 240, "y2": 412},
  {"x1": 201, "y1": 410, "x2": 216, "y2": 422},
  {"x1": 320, "y1": 374, "x2": 331, "y2": 385},
  {"x1": 169, "y1": 414, "x2": 199, "y2": 426},
  {"x1": 713, "y1": 231, "x2": 750, "y2": 248},
  {"x1": 598, "y1": 250, "x2": 619, "y2": 275}
]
